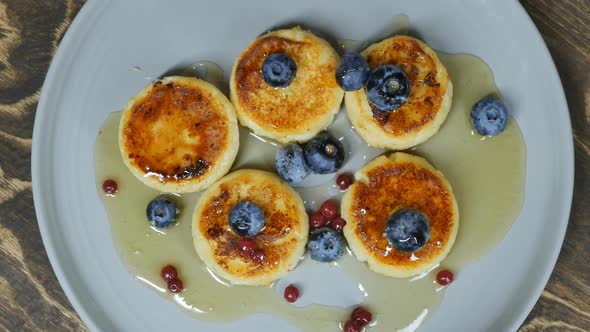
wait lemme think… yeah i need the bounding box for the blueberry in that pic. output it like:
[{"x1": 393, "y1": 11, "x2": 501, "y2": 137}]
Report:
[
  {"x1": 384, "y1": 209, "x2": 430, "y2": 253},
  {"x1": 229, "y1": 201, "x2": 265, "y2": 237},
  {"x1": 308, "y1": 227, "x2": 344, "y2": 263},
  {"x1": 366, "y1": 65, "x2": 410, "y2": 112},
  {"x1": 303, "y1": 132, "x2": 345, "y2": 174},
  {"x1": 275, "y1": 144, "x2": 309, "y2": 184},
  {"x1": 336, "y1": 53, "x2": 370, "y2": 91},
  {"x1": 261, "y1": 53, "x2": 297, "y2": 88},
  {"x1": 146, "y1": 196, "x2": 178, "y2": 229},
  {"x1": 470, "y1": 96, "x2": 509, "y2": 136}
]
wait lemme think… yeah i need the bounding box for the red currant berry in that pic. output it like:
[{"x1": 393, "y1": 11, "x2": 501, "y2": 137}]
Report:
[
  {"x1": 238, "y1": 238, "x2": 257, "y2": 255},
  {"x1": 160, "y1": 264, "x2": 178, "y2": 281},
  {"x1": 336, "y1": 173, "x2": 354, "y2": 190},
  {"x1": 284, "y1": 284, "x2": 299, "y2": 303},
  {"x1": 251, "y1": 248, "x2": 265, "y2": 264},
  {"x1": 102, "y1": 179, "x2": 118, "y2": 196},
  {"x1": 351, "y1": 306, "x2": 372, "y2": 327},
  {"x1": 167, "y1": 278, "x2": 184, "y2": 293},
  {"x1": 436, "y1": 269, "x2": 454, "y2": 286},
  {"x1": 330, "y1": 216, "x2": 347, "y2": 233},
  {"x1": 320, "y1": 200, "x2": 338, "y2": 220},
  {"x1": 343, "y1": 320, "x2": 361, "y2": 332},
  {"x1": 310, "y1": 212, "x2": 327, "y2": 229}
]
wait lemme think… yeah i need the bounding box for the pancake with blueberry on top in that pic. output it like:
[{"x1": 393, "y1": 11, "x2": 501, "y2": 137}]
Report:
[
  {"x1": 341, "y1": 152, "x2": 459, "y2": 278},
  {"x1": 230, "y1": 27, "x2": 344, "y2": 143},
  {"x1": 343, "y1": 36, "x2": 453, "y2": 150},
  {"x1": 192, "y1": 169, "x2": 308, "y2": 286}
]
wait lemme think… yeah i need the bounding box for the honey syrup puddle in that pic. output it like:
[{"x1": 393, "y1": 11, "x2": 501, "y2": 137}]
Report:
[{"x1": 96, "y1": 34, "x2": 525, "y2": 332}]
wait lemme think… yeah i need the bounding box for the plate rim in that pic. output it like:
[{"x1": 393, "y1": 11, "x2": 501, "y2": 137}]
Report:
[
  {"x1": 499, "y1": 1, "x2": 574, "y2": 328},
  {"x1": 31, "y1": 0, "x2": 574, "y2": 331},
  {"x1": 32, "y1": 1, "x2": 110, "y2": 331}
]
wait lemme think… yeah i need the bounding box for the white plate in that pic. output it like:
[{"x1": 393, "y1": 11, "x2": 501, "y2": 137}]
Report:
[{"x1": 32, "y1": 0, "x2": 573, "y2": 331}]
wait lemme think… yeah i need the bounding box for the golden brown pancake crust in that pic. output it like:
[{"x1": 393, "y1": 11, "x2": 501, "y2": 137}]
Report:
[
  {"x1": 232, "y1": 30, "x2": 340, "y2": 138},
  {"x1": 363, "y1": 36, "x2": 449, "y2": 136},
  {"x1": 121, "y1": 80, "x2": 229, "y2": 183},
  {"x1": 196, "y1": 172, "x2": 305, "y2": 279},
  {"x1": 348, "y1": 155, "x2": 455, "y2": 269}
]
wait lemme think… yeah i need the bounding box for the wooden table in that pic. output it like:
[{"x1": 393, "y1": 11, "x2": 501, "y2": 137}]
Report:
[{"x1": 0, "y1": 0, "x2": 588, "y2": 330}]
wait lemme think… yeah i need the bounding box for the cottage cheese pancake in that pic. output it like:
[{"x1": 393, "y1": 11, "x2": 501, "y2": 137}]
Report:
[
  {"x1": 119, "y1": 76, "x2": 239, "y2": 193},
  {"x1": 192, "y1": 169, "x2": 308, "y2": 286},
  {"x1": 342, "y1": 152, "x2": 459, "y2": 278},
  {"x1": 230, "y1": 27, "x2": 344, "y2": 143},
  {"x1": 346, "y1": 36, "x2": 453, "y2": 150}
]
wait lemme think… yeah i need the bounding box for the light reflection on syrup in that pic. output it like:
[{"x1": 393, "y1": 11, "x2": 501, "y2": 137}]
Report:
[
  {"x1": 357, "y1": 283, "x2": 368, "y2": 297},
  {"x1": 137, "y1": 276, "x2": 166, "y2": 293},
  {"x1": 205, "y1": 266, "x2": 232, "y2": 287},
  {"x1": 399, "y1": 308, "x2": 429, "y2": 332},
  {"x1": 148, "y1": 226, "x2": 166, "y2": 235},
  {"x1": 409, "y1": 264, "x2": 440, "y2": 283},
  {"x1": 248, "y1": 131, "x2": 280, "y2": 147},
  {"x1": 144, "y1": 171, "x2": 165, "y2": 183},
  {"x1": 174, "y1": 294, "x2": 210, "y2": 314}
]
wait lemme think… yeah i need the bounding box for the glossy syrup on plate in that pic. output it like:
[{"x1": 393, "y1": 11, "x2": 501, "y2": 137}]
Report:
[{"x1": 95, "y1": 21, "x2": 525, "y2": 332}]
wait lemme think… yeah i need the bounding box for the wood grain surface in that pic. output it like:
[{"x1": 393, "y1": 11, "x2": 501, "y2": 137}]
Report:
[{"x1": 0, "y1": 0, "x2": 587, "y2": 331}]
